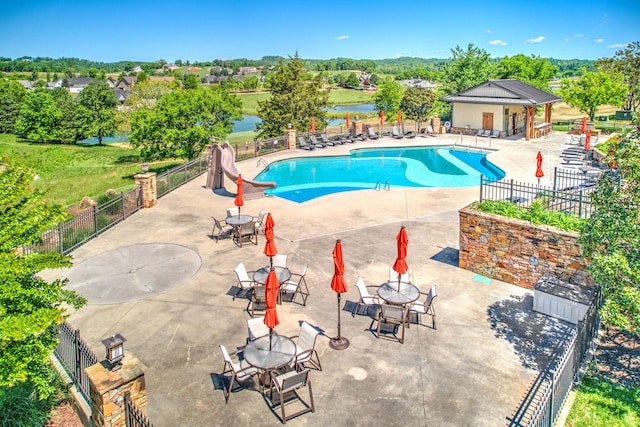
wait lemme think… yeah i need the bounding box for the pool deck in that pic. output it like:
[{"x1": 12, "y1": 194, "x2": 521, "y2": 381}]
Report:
[{"x1": 44, "y1": 131, "x2": 585, "y2": 426}]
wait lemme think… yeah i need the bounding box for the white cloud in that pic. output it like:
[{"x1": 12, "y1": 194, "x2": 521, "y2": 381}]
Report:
[
  {"x1": 489, "y1": 39, "x2": 507, "y2": 46},
  {"x1": 607, "y1": 43, "x2": 628, "y2": 49},
  {"x1": 525, "y1": 36, "x2": 545, "y2": 44},
  {"x1": 596, "y1": 38, "x2": 604, "y2": 43},
  {"x1": 486, "y1": 29, "x2": 493, "y2": 33},
  {"x1": 564, "y1": 34, "x2": 584, "y2": 42},
  {"x1": 335, "y1": 35, "x2": 349, "y2": 40}
]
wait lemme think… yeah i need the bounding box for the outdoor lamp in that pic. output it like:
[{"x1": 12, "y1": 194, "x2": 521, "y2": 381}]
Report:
[
  {"x1": 141, "y1": 163, "x2": 149, "y2": 173},
  {"x1": 102, "y1": 333, "x2": 127, "y2": 371},
  {"x1": 287, "y1": 123, "x2": 292, "y2": 129}
]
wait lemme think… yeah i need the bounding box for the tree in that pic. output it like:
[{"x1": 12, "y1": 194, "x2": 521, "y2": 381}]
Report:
[
  {"x1": 118, "y1": 79, "x2": 173, "y2": 134},
  {"x1": 15, "y1": 88, "x2": 61, "y2": 142},
  {"x1": 496, "y1": 54, "x2": 557, "y2": 90},
  {"x1": 182, "y1": 74, "x2": 199, "y2": 90},
  {"x1": 0, "y1": 158, "x2": 85, "y2": 398},
  {"x1": 558, "y1": 70, "x2": 627, "y2": 120},
  {"x1": 579, "y1": 122, "x2": 640, "y2": 334},
  {"x1": 442, "y1": 44, "x2": 495, "y2": 96},
  {"x1": 256, "y1": 53, "x2": 329, "y2": 139},
  {"x1": 372, "y1": 78, "x2": 404, "y2": 119},
  {"x1": 0, "y1": 79, "x2": 27, "y2": 133},
  {"x1": 597, "y1": 41, "x2": 640, "y2": 112},
  {"x1": 242, "y1": 75, "x2": 260, "y2": 91},
  {"x1": 129, "y1": 86, "x2": 241, "y2": 160},
  {"x1": 76, "y1": 81, "x2": 118, "y2": 144},
  {"x1": 400, "y1": 87, "x2": 437, "y2": 132},
  {"x1": 50, "y1": 87, "x2": 80, "y2": 143},
  {"x1": 344, "y1": 72, "x2": 360, "y2": 89}
]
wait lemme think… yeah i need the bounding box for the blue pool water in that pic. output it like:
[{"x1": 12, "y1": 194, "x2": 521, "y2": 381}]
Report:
[{"x1": 254, "y1": 146, "x2": 505, "y2": 203}]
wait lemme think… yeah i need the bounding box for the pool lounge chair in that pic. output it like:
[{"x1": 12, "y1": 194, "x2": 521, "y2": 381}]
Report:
[
  {"x1": 297, "y1": 136, "x2": 315, "y2": 150},
  {"x1": 425, "y1": 125, "x2": 437, "y2": 137},
  {"x1": 368, "y1": 127, "x2": 380, "y2": 139},
  {"x1": 392, "y1": 126, "x2": 403, "y2": 139},
  {"x1": 310, "y1": 134, "x2": 332, "y2": 147}
]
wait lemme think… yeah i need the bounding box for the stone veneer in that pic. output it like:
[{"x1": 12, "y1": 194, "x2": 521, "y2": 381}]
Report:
[
  {"x1": 459, "y1": 205, "x2": 593, "y2": 289},
  {"x1": 85, "y1": 352, "x2": 147, "y2": 427}
]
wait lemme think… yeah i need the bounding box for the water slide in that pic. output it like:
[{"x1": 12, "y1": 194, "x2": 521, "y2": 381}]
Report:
[{"x1": 209, "y1": 142, "x2": 276, "y2": 200}]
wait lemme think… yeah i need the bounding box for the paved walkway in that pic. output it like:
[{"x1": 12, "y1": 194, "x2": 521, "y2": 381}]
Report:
[{"x1": 43, "y1": 132, "x2": 583, "y2": 426}]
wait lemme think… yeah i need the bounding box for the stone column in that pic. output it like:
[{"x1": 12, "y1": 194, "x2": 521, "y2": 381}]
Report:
[
  {"x1": 86, "y1": 352, "x2": 148, "y2": 427},
  {"x1": 353, "y1": 118, "x2": 363, "y2": 136},
  {"x1": 431, "y1": 117, "x2": 442, "y2": 134},
  {"x1": 134, "y1": 172, "x2": 157, "y2": 208},
  {"x1": 205, "y1": 144, "x2": 215, "y2": 189},
  {"x1": 284, "y1": 127, "x2": 296, "y2": 150}
]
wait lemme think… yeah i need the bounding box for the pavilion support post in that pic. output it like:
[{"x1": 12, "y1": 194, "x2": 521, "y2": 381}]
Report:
[
  {"x1": 525, "y1": 106, "x2": 536, "y2": 140},
  {"x1": 544, "y1": 104, "x2": 552, "y2": 124}
]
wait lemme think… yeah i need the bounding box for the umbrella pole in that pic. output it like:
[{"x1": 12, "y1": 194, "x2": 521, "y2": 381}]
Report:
[
  {"x1": 329, "y1": 293, "x2": 350, "y2": 350},
  {"x1": 269, "y1": 328, "x2": 273, "y2": 351}
]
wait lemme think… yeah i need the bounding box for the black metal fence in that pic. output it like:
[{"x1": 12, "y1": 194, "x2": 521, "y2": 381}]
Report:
[
  {"x1": 157, "y1": 155, "x2": 208, "y2": 198},
  {"x1": 226, "y1": 135, "x2": 288, "y2": 161},
  {"x1": 21, "y1": 185, "x2": 143, "y2": 255},
  {"x1": 508, "y1": 288, "x2": 601, "y2": 427},
  {"x1": 54, "y1": 322, "x2": 99, "y2": 407},
  {"x1": 125, "y1": 391, "x2": 154, "y2": 427},
  {"x1": 479, "y1": 167, "x2": 599, "y2": 218}
]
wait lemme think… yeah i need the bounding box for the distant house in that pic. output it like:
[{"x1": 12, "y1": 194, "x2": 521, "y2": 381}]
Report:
[
  {"x1": 239, "y1": 66, "x2": 258, "y2": 75},
  {"x1": 442, "y1": 79, "x2": 561, "y2": 140},
  {"x1": 132, "y1": 66, "x2": 144, "y2": 73},
  {"x1": 359, "y1": 73, "x2": 372, "y2": 86},
  {"x1": 398, "y1": 79, "x2": 438, "y2": 89},
  {"x1": 49, "y1": 77, "x2": 97, "y2": 94},
  {"x1": 17, "y1": 80, "x2": 35, "y2": 90},
  {"x1": 162, "y1": 63, "x2": 179, "y2": 71},
  {"x1": 202, "y1": 75, "x2": 230, "y2": 84},
  {"x1": 115, "y1": 76, "x2": 138, "y2": 90},
  {"x1": 113, "y1": 87, "x2": 127, "y2": 103},
  {"x1": 149, "y1": 76, "x2": 175, "y2": 83}
]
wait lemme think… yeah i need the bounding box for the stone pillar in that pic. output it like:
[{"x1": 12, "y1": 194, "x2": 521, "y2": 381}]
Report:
[
  {"x1": 134, "y1": 172, "x2": 157, "y2": 208},
  {"x1": 284, "y1": 127, "x2": 296, "y2": 150},
  {"x1": 353, "y1": 118, "x2": 363, "y2": 136},
  {"x1": 431, "y1": 117, "x2": 442, "y2": 134},
  {"x1": 205, "y1": 144, "x2": 215, "y2": 189},
  {"x1": 86, "y1": 352, "x2": 148, "y2": 427}
]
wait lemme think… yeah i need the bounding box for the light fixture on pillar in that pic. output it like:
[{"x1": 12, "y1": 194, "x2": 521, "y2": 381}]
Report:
[
  {"x1": 287, "y1": 123, "x2": 292, "y2": 129},
  {"x1": 102, "y1": 334, "x2": 127, "y2": 371},
  {"x1": 141, "y1": 163, "x2": 149, "y2": 173}
]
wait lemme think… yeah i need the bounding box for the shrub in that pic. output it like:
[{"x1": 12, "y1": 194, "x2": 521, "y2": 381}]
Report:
[{"x1": 472, "y1": 200, "x2": 586, "y2": 232}]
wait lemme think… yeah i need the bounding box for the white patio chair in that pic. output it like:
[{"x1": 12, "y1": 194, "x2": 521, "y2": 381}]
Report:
[
  {"x1": 211, "y1": 216, "x2": 233, "y2": 243},
  {"x1": 280, "y1": 265, "x2": 309, "y2": 306},
  {"x1": 219, "y1": 344, "x2": 258, "y2": 403},
  {"x1": 226, "y1": 207, "x2": 240, "y2": 217},
  {"x1": 291, "y1": 321, "x2": 322, "y2": 371},
  {"x1": 409, "y1": 285, "x2": 437, "y2": 329},
  {"x1": 376, "y1": 304, "x2": 410, "y2": 344},
  {"x1": 247, "y1": 316, "x2": 270, "y2": 342},
  {"x1": 268, "y1": 369, "x2": 315, "y2": 424},
  {"x1": 352, "y1": 276, "x2": 380, "y2": 316},
  {"x1": 388, "y1": 266, "x2": 409, "y2": 283},
  {"x1": 272, "y1": 254, "x2": 287, "y2": 268},
  {"x1": 233, "y1": 262, "x2": 255, "y2": 300}
]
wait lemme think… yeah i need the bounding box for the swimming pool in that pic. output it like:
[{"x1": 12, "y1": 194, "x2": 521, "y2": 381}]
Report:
[{"x1": 254, "y1": 145, "x2": 505, "y2": 203}]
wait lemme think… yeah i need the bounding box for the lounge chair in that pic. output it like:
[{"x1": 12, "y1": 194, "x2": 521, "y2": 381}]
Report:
[
  {"x1": 392, "y1": 126, "x2": 403, "y2": 139},
  {"x1": 321, "y1": 134, "x2": 341, "y2": 146},
  {"x1": 490, "y1": 130, "x2": 500, "y2": 138},
  {"x1": 297, "y1": 136, "x2": 315, "y2": 150},
  {"x1": 425, "y1": 125, "x2": 437, "y2": 137},
  {"x1": 368, "y1": 127, "x2": 380, "y2": 139},
  {"x1": 481, "y1": 129, "x2": 491, "y2": 137},
  {"x1": 404, "y1": 129, "x2": 416, "y2": 139},
  {"x1": 310, "y1": 135, "x2": 330, "y2": 147}
]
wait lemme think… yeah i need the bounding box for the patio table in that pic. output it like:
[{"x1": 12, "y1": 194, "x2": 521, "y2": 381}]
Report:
[
  {"x1": 244, "y1": 334, "x2": 296, "y2": 387},
  {"x1": 378, "y1": 281, "x2": 420, "y2": 305},
  {"x1": 253, "y1": 266, "x2": 292, "y2": 304},
  {"x1": 226, "y1": 214, "x2": 254, "y2": 243}
]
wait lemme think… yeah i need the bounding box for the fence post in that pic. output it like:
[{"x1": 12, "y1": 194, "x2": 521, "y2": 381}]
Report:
[
  {"x1": 92, "y1": 205, "x2": 98, "y2": 238},
  {"x1": 510, "y1": 179, "x2": 514, "y2": 202},
  {"x1": 74, "y1": 329, "x2": 82, "y2": 386},
  {"x1": 121, "y1": 192, "x2": 126, "y2": 221},
  {"x1": 479, "y1": 175, "x2": 484, "y2": 201},
  {"x1": 578, "y1": 192, "x2": 583, "y2": 217},
  {"x1": 58, "y1": 223, "x2": 64, "y2": 254},
  {"x1": 553, "y1": 167, "x2": 558, "y2": 191}
]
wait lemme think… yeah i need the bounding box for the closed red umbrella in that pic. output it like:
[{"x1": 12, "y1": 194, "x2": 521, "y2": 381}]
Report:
[
  {"x1": 345, "y1": 112, "x2": 350, "y2": 129},
  {"x1": 380, "y1": 110, "x2": 385, "y2": 124},
  {"x1": 585, "y1": 130, "x2": 591, "y2": 151},
  {"x1": 329, "y1": 240, "x2": 349, "y2": 350},
  {"x1": 310, "y1": 117, "x2": 315, "y2": 134},
  {"x1": 535, "y1": 151, "x2": 544, "y2": 185},
  {"x1": 392, "y1": 226, "x2": 409, "y2": 285},
  {"x1": 263, "y1": 213, "x2": 277, "y2": 266},
  {"x1": 397, "y1": 110, "x2": 402, "y2": 124},
  {"x1": 581, "y1": 117, "x2": 587, "y2": 134},
  {"x1": 234, "y1": 174, "x2": 244, "y2": 216},
  {"x1": 264, "y1": 268, "x2": 280, "y2": 349}
]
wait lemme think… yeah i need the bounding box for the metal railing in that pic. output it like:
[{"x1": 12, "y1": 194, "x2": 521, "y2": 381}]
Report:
[
  {"x1": 480, "y1": 172, "x2": 596, "y2": 218},
  {"x1": 21, "y1": 185, "x2": 143, "y2": 255},
  {"x1": 54, "y1": 322, "x2": 99, "y2": 407},
  {"x1": 125, "y1": 391, "x2": 154, "y2": 427},
  {"x1": 508, "y1": 288, "x2": 601, "y2": 427},
  {"x1": 157, "y1": 155, "x2": 208, "y2": 198}
]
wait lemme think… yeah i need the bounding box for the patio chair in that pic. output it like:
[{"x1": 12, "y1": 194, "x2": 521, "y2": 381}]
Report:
[
  {"x1": 268, "y1": 369, "x2": 315, "y2": 424},
  {"x1": 352, "y1": 276, "x2": 381, "y2": 316},
  {"x1": 311, "y1": 134, "x2": 333, "y2": 146},
  {"x1": 392, "y1": 126, "x2": 403, "y2": 139},
  {"x1": 247, "y1": 316, "x2": 270, "y2": 342},
  {"x1": 291, "y1": 321, "x2": 322, "y2": 371},
  {"x1": 254, "y1": 210, "x2": 266, "y2": 234},
  {"x1": 409, "y1": 285, "x2": 437, "y2": 329},
  {"x1": 272, "y1": 254, "x2": 288, "y2": 268},
  {"x1": 481, "y1": 129, "x2": 491, "y2": 137},
  {"x1": 321, "y1": 133, "x2": 341, "y2": 145},
  {"x1": 297, "y1": 136, "x2": 315, "y2": 150},
  {"x1": 226, "y1": 207, "x2": 240, "y2": 218},
  {"x1": 233, "y1": 221, "x2": 258, "y2": 247},
  {"x1": 375, "y1": 304, "x2": 410, "y2": 344},
  {"x1": 233, "y1": 262, "x2": 255, "y2": 300},
  {"x1": 490, "y1": 129, "x2": 500, "y2": 139},
  {"x1": 219, "y1": 344, "x2": 258, "y2": 403},
  {"x1": 388, "y1": 266, "x2": 410, "y2": 284},
  {"x1": 280, "y1": 265, "x2": 309, "y2": 306},
  {"x1": 426, "y1": 125, "x2": 437, "y2": 137},
  {"x1": 211, "y1": 216, "x2": 233, "y2": 243},
  {"x1": 404, "y1": 129, "x2": 416, "y2": 139},
  {"x1": 368, "y1": 127, "x2": 380, "y2": 139},
  {"x1": 476, "y1": 128, "x2": 484, "y2": 137},
  {"x1": 249, "y1": 285, "x2": 267, "y2": 317},
  {"x1": 307, "y1": 136, "x2": 325, "y2": 148}
]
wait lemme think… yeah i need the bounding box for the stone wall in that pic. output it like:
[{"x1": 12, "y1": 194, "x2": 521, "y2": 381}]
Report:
[{"x1": 459, "y1": 205, "x2": 594, "y2": 289}]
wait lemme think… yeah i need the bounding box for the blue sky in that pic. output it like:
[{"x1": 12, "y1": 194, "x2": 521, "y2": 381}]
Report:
[{"x1": 1, "y1": 0, "x2": 639, "y2": 62}]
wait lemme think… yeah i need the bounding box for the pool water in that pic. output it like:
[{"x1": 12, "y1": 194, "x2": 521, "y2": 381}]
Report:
[{"x1": 254, "y1": 146, "x2": 505, "y2": 203}]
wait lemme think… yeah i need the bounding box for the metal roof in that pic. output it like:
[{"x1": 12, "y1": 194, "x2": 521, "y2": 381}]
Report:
[{"x1": 442, "y1": 79, "x2": 561, "y2": 106}]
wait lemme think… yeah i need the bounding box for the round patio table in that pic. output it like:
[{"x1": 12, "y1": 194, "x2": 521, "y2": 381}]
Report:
[
  {"x1": 225, "y1": 214, "x2": 253, "y2": 227},
  {"x1": 253, "y1": 266, "x2": 291, "y2": 286},
  {"x1": 244, "y1": 334, "x2": 296, "y2": 371},
  {"x1": 378, "y1": 281, "x2": 420, "y2": 305}
]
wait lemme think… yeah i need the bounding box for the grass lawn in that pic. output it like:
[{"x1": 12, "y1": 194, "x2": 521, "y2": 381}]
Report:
[
  {"x1": 0, "y1": 134, "x2": 182, "y2": 208},
  {"x1": 565, "y1": 374, "x2": 640, "y2": 427}
]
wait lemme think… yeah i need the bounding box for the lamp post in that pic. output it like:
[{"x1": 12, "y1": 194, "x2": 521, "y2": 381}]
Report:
[{"x1": 102, "y1": 334, "x2": 127, "y2": 371}]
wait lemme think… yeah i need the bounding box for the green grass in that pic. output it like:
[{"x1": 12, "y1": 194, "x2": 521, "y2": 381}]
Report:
[
  {"x1": 0, "y1": 134, "x2": 182, "y2": 207},
  {"x1": 565, "y1": 374, "x2": 640, "y2": 427},
  {"x1": 472, "y1": 200, "x2": 586, "y2": 232}
]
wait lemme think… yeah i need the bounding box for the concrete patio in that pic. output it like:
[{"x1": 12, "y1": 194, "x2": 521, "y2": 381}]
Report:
[{"x1": 44, "y1": 132, "x2": 583, "y2": 426}]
